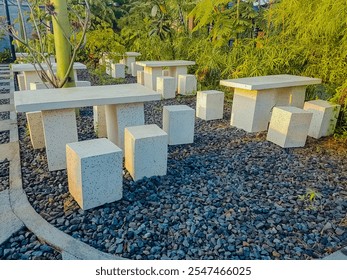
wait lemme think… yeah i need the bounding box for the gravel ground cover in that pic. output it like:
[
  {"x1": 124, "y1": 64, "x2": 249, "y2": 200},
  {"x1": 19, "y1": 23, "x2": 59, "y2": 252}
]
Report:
[
  {"x1": 17, "y1": 83, "x2": 347, "y2": 260},
  {"x1": 0, "y1": 130, "x2": 10, "y2": 144},
  {"x1": 0, "y1": 111, "x2": 10, "y2": 120},
  {"x1": 0, "y1": 98, "x2": 10, "y2": 105},
  {"x1": 0, "y1": 88, "x2": 10, "y2": 94},
  {"x1": 0, "y1": 159, "x2": 10, "y2": 192},
  {"x1": 0, "y1": 227, "x2": 62, "y2": 260}
]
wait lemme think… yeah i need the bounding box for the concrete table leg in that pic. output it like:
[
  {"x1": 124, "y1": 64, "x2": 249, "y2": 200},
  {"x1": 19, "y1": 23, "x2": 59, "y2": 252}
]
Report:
[
  {"x1": 275, "y1": 86, "x2": 306, "y2": 108},
  {"x1": 169, "y1": 66, "x2": 188, "y2": 91},
  {"x1": 105, "y1": 103, "x2": 145, "y2": 150},
  {"x1": 143, "y1": 66, "x2": 162, "y2": 91},
  {"x1": 23, "y1": 71, "x2": 42, "y2": 91},
  {"x1": 41, "y1": 108, "x2": 78, "y2": 171}
]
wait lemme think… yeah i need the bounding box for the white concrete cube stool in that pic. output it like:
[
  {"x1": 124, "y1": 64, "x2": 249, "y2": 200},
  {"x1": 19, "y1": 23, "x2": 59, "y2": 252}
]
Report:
[
  {"x1": 157, "y1": 76, "x2": 176, "y2": 99},
  {"x1": 196, "y1": 90, "x2": 224, "y2": 120},
  {"x1": 178, "y1": 74, "x2": 197, "y2": 95},
  {"x1": 93, "y1": 105, "x2": 107, "y2": 138},
  {"x1": 137, "y1": 70, "x2": 145, "y2": 85},
  {"x1": 125, "y1": 124, "x2": 168, "y2": 181},
  {"x1": 66, "y1": 138, "x2": 123, "y2": 210},
  {"x1": 111, "y1": 63, "x2": 125, "y2": 79},
  {"x1": 131, "y1": 62, "x2": 143, "y2": 77},
  {"x1": 163, "y1": 105, "x2": 195, "y2": 145},
  {"x1": 266, "y1": 106, "x2": 313, "y2": 148},
  {"x1": 26, "y1": 111, "x2": 45, "y2": 149},
  {"x1": 303, "y1": 100, "x2": 341, "y2": 139}
]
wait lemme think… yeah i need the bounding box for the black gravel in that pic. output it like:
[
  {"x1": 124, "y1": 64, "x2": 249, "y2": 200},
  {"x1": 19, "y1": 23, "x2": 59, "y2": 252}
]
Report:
[
  {"x1": 0, "y1": 111, "x2": 10, "y2": 120},
  {"x1": 0, "y1": 98, "x2": 10, "y2": 105},
  {"x1": 0, "y1": 159, "x2": 10, "y2": 192},
  {"x1": 0, "y1": 228, "x2": 62, "y2": 260},
  {"x1": 0, "y1": 88, "x2": 9, "y2": 94},
  {"x1": 18, "y1": 93, "x2": 347, "y2": 260},
  {"x1": 0, "y1": 130, "x2": 10, "y2": 144}
]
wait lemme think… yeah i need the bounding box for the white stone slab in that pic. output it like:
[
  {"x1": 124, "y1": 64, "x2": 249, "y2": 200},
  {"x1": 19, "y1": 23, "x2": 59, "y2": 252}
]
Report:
[
  {"x1": 163, "y1": 105, "x2": 195, "y2": 145},
  {"x1": 220, "y1": 74, "x2": 321, "y2": 90},
  {"x1": 66, "y1": 138, "x2": 123, "y2": 210},
  {"x1": 304, "y1": 100, "x2": 341, "y2": 139},
  {"x1": 157, "y1": 76, "x2": 176, "y2": 99},
  {"x1": 30, "y1": 81, "x2": 91, "y2": 90},
  {"x1": 196, "y1": 90, "x2": 224, "y2": 120},
  {"x1": 125, "y1": 124, "x2": 168, "y2": 181},
  {"x1": 178, "y1": 74, "x2": 197, "y2": 95},
  {"x1": 266, "y1": 106, "x2": 312, "y2": 148},
  {"x1": 93, "y1": 105, "x2": 107, "y2": 138},
  {"x1": 136, "y1": 60, "x2": 195, "y2": 68},
  {"x1": 26, "y1": 111, "x2": 45, "y2": 149},
  {"x1": 14, "y1": 84, "x2": 160, "y2": 112},
  {"x1": 42, "y1": 108, "x2": 78, "y2": 171},
  {"x1": 11, "y1": 62, "x2": 87, "y2": 72},
  {"x1": 105, "y1": 103, "x2": 145, "y2": 150}
]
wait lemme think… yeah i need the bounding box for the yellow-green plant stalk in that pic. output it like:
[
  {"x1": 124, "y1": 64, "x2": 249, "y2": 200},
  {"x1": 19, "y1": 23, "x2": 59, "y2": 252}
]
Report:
[{"x1": 52, "y1": 0, "x2": 75, "y2": 88}]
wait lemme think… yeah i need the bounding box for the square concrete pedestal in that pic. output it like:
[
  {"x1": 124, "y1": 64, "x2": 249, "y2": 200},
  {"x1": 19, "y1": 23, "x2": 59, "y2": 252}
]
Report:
[
  {"x1": 66, "y1": 138, "x2": 123, "y2": 210},
  {"x1": 266, "y1": 106, "x2": 313, "y2": 148},
  {"x1": 178, "y1": 74, "x2": 197, "y2": 95},
  {"x1": 163, "y1": 105, "x2": 195, "y2": 145},
  {"x1": 157, "y1": 76, "x2": 176, "y2": 99},
  {"x1": 125, "y1": 124, "x2": 168, "y2": 181},
  {"x1": 196, "y1": 90, "x2": 224, "y2": 120}
]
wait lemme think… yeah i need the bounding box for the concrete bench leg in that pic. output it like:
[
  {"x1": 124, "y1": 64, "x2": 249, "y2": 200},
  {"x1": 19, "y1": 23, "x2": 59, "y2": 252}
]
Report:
[
  {"x1": 137, "y1": 70, "x2": 145, "y2": 85},
  {"x1": 276, "y1": 86, "x2": 306, "y2": 108},
  {"x1": 26, "y1": 112, "x2": 45, "y2": 149},
  {"x1": 23, "y1": 71, "x2": 42, "y2": 91},
  {"x1": 132, "y1": 62, "x2": 143, "y2": 77},
  {"x1": 105, "y1": 103, "x2": 145, "y2": 150},
  {"x1": 169, "y1": 66, "x2": 187, "y2": 90},
  {"x1": 17, "y1": 74, "x2": 26, "y2": 91},
  {"x1": 41, "y1": 108, "x2": 78, "y2": 171},
  {"x1": 93, "y1": 105, "x2": 107, "y2": 138},
  {"x1": 144, "y1": 66, "x2": 162, "y2": 91}
]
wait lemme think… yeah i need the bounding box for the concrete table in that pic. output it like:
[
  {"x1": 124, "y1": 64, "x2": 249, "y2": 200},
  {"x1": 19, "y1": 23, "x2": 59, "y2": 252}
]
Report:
[
  {"x1": 119, "y1": 52, "x2": 141, "y2": 75},
  {"x1": 14, "y1": 84, "x2": 160, "y2": 171},
  {"x1": 220, "y1": 74, "x2": 321, "y2": 132},
  {"x1": 136, "y1": 60, "x2": 196, "y2": 91},
  {"x1": 11, "y1": 62, "x2": 87, "y2": 90}
]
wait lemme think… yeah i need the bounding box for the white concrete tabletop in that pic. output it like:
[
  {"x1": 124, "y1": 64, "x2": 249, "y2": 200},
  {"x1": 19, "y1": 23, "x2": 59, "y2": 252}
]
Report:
[
  {"x1": 124, "y1": 52, "x2": 141, "y2": 57},
  {"x1": 11, "y1": 62, "x2": 87, "y2": 72},
  {"x1": 14, "y1": 84, "x2": 161, "y2": 112},
  {"x1": 220, "y1": 74, "x2": 321, "y2": 90},
  {"x1": 136, "y1": 60, "x2": 196, "y2": 67}
]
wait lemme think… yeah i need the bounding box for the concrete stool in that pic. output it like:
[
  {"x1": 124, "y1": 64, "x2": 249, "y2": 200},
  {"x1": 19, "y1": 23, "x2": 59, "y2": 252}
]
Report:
[
  {"x1": 266, "y1": 106, "x2": 313, "y2": 148},
  {"x1": 137, "y1": 70, "x2": 144, "y2": 85},
  {"x1": 124, "y1": 124, "x2": 168, "y2": 181},
  {"x1": 163, "y1": 105, "x2": 195, "y2": 145},
  {"x1": 178, "y1": 74, "x2": 197, "y2": 95},
  {"x1": 196, "y1": 90, "x2": 224, "y2": 120},
  {"x1": 111, "y1": 63, "x2": 125, "y2": 79},
  {"x1": 66, "y1": 138, "x2": 123, "y2": 210},
  {"x1": 157, "y1": 76, "x2": 176, "y2": 99},
  {"x1": 303, "y1": 100, "x2": 341, "y2": 139}
]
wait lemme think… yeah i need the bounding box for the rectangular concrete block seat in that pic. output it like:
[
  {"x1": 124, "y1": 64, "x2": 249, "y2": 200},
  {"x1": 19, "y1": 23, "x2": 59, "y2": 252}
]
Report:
[
  {"x1": 125, "y1": 124, "x2": 168, "y2": 181},
  {"x1": 112, "y1": 63, "x2": 125, "y2": 79},
  {"x1": 163, "y1": 105, "x2": 195, "y2": 145},
  {"x1": 137, "y1": 70, "x2": 144, "y2": 85},
  {"x1": 178, "y1": 74, "x2": 197, "y2": 95},
  {"x1": 303, "y1": 99, "x2": 341, "y2": 139},
  {"x1": 266, "y1": 106, "x2": 313, "y2": 148},
  {"x1": 196, "y1": 90, "x2": 224, "y2": 120},
  {"x1": 157, "y1": 76, "x2": 176, "y2": 99},
  {"x1": 66, "y1": 138, "x2": 123, "y2": 210}
]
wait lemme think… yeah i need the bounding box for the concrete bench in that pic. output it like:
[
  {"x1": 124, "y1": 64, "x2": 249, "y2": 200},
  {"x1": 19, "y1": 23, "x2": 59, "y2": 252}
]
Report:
[
  {"x1": 66, "y1": 138, "x2": 123, "y2": 210},
  {"x1": 125, "y1": 124, "x2": 168, "y2": 181},
  {"x1": 303, "y1": 100, "x2": 341, "y2": 139},
  {"x1": 163, "y1": 105, "x2": 195, "y2": 145},
  {"x1": 220, "y1": 74, "x2": 321, "y2": 133},
  {"x1": 266, "y1": 106, "x2": 313, "y2": 148},
  {"x1": 14, "y1": 84, "x2": 160, "y2": 171}
]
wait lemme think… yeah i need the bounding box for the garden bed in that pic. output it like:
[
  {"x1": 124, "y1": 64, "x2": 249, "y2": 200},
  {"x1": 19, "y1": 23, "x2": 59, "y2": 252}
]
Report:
[{"x1": 17, "y1": 80, "x2": 347, "y2": 259}]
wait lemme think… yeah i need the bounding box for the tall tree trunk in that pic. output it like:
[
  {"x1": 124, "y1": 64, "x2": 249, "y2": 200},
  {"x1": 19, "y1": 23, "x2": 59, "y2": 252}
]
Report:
[{"x1": 52, "y1": 0, "x2": 75, "y2": 88}]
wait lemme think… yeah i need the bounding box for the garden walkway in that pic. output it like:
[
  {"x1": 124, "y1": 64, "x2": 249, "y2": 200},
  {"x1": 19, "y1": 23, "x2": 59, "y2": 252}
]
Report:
[{"x1": 0, "y1": 63, "x2": 345, "y2": 260}]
